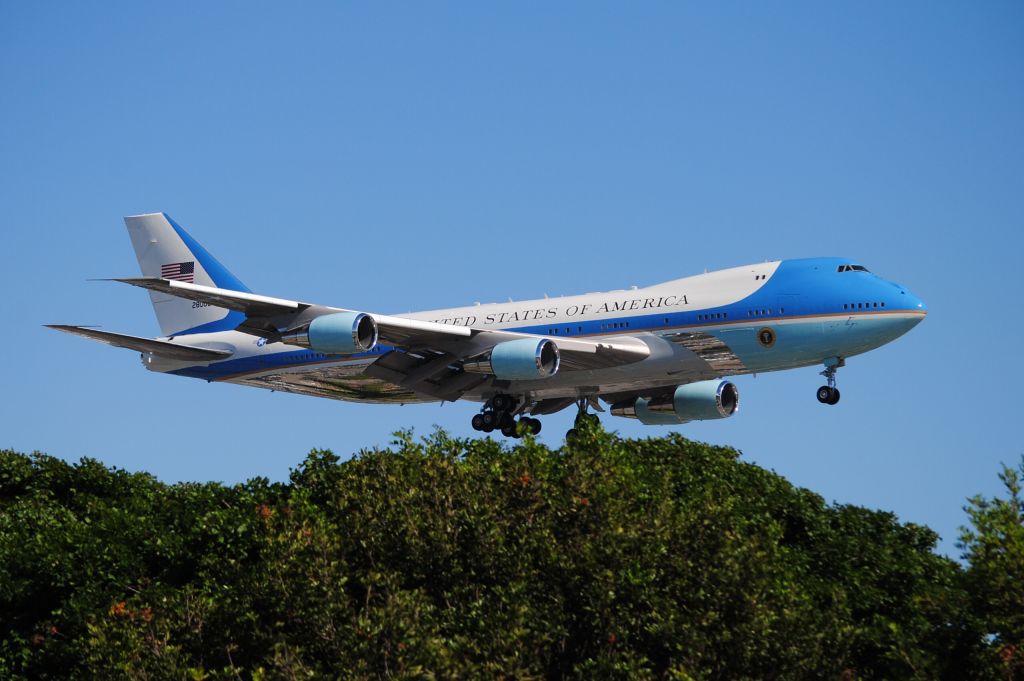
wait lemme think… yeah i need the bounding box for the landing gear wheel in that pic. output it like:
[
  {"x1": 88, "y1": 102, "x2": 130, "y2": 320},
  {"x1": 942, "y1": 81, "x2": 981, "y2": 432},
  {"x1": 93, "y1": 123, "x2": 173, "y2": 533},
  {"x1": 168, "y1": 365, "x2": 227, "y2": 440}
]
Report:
[
  {"x1": 525, "y1": 417, "x2": 542, "y2": 435},
  {"x1": 816, "y1": 386, "x2": 840, "y2": 405},
  {"x1": 492, "y1": 394, "x2": 513, "y2": 412},
  {"x1": 481, "y1": 411, "x2": 498, "y2": 430},
  {"x1": 499, "y1": 412, "x2": 515, "y2": 429},
  {"x1": 569, "y1": 396, "x2": 599, "y2": 440},
  {"x1": 471, "y1": 414, "x2": 485, "y2": 431},
  {"x1": 501, "y1": 422, "x2": 518, "y2": 438}
]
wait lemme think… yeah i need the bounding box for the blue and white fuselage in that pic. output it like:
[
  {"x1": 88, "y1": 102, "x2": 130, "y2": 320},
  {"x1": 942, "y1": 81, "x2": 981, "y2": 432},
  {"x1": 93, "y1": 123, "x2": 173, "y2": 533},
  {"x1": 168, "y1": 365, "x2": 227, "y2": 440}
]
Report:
[{"x1": 51, "y1": 214, "x2": 927, "y2": 436}]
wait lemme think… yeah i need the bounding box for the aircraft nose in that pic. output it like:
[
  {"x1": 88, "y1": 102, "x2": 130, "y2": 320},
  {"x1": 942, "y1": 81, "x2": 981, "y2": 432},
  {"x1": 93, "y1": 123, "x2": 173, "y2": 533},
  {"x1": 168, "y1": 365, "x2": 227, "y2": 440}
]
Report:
[
  {"x1": 899, "y1": 287, "x2": 927, "y2": 322},
  {"x1": 905, "y1": 290, "x2": 927, "y2": 314}
]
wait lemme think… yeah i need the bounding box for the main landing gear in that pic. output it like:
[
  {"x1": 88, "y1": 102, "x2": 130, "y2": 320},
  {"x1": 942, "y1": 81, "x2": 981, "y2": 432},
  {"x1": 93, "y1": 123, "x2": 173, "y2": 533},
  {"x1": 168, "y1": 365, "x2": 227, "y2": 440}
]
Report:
[
  {"x1": 471, "y1": 394, "x2": 542, "y2": 438},
  {"x1": 816, "y1": 357, "x2": 844, "y2": 405},
  {"x1": 565, "y1": 398, "x2": 600, "y2": 440}
]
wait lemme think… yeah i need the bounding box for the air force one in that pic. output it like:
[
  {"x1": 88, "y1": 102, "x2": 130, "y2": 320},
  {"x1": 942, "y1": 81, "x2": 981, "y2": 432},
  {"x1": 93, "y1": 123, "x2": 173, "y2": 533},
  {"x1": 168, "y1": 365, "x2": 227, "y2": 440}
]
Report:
[{"x1": 50, "y1": 213, "x2": 927, "y2": 438}]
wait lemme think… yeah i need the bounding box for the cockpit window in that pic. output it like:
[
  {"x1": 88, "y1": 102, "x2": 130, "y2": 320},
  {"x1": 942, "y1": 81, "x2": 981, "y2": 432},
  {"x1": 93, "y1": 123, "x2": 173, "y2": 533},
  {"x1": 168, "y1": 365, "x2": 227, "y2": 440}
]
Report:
[{"x1": 837, "y1": 264, "x2": 870, "y2": 273}]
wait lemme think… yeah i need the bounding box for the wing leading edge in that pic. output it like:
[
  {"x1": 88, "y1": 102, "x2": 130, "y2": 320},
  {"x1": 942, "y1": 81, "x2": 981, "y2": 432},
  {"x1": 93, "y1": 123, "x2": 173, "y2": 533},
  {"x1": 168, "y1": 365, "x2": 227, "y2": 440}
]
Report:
[{"x1": 112, "y1": 278, "x2": 652, "y2": 372}]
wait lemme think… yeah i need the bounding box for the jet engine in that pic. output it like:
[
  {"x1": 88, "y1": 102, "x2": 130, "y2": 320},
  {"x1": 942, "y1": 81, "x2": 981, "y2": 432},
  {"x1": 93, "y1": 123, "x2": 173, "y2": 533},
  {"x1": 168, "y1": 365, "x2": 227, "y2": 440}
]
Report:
[
  {"x1": 463, "y1": 338, "x2": 560, "y2": 380},
  {"x1": 611, "y1": 380, "x2": 739, "y2": 425},
  {"x1": 281, "y1": 311, "x2": 378, "y2": 354}
]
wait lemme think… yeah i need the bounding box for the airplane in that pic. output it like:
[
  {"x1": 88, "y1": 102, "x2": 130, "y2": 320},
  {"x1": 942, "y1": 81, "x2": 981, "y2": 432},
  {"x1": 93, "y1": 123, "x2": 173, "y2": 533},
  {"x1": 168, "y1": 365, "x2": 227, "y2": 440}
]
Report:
[{"x1": 49, "y1": 213, "x2": 927, "y2": 439}]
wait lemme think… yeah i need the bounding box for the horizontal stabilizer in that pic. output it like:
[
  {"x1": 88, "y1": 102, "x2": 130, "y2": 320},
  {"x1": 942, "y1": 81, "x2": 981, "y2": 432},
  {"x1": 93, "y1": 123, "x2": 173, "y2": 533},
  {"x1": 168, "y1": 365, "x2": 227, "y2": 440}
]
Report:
[{"x1": 46, "y1": 325, "x2": 233, "y2": 361}]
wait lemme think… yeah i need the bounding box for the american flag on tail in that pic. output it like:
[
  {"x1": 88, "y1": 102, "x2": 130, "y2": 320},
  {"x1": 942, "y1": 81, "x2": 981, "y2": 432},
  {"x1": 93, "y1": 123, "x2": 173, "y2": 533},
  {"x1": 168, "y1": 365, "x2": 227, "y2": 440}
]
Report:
[{"x1": 161, "y1": 261, "x2": 195, "y2": 283}]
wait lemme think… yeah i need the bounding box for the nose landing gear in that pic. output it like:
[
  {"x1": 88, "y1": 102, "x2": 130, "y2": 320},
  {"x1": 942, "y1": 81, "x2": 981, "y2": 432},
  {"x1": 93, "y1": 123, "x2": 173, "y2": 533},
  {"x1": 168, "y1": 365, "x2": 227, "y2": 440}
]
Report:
[
  {"x1": 471, "y1": 394, "x2": 541, "y2": 438},
  {"x1": 817, "y1": 357, "x2": 844, "y2": 405}
]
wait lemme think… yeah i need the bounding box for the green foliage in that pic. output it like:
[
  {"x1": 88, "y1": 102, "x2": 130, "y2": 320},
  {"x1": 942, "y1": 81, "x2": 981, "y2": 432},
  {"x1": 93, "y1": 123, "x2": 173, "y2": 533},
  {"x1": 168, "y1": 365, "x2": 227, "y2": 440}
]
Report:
[
  {"x1": 0, "y1": 430, "x2": 1007, "y2": 679},
  {"x1": 960, "y1": 456, "x2": 1024, "y2": 680}
]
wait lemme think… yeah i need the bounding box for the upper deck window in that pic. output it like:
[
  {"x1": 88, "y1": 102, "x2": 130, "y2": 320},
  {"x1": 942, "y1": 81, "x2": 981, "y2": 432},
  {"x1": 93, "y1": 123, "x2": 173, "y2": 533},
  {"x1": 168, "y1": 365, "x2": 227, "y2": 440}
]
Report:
[{"x1": 837, "y1": 264, "x2": 870, "y2": 273}]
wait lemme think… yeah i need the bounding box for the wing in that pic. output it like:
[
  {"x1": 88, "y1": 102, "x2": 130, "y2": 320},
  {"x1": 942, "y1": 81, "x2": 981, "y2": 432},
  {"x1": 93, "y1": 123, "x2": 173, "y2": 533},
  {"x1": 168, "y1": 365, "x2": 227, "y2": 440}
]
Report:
[
  {"x1": 114, "y1": 278, "x2": 651, "y2": 398},
  {"x1": 46, "y1": 325, "x2": 233, "y2": 361}
]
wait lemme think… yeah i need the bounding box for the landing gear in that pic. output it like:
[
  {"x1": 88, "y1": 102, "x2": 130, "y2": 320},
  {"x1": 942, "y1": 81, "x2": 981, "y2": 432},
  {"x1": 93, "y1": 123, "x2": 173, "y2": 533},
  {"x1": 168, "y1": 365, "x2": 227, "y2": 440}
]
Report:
[
  {"x1": 566, "y1": 398, "x2": 600, "y2": 440},
  {"x1": 471, "y1": 394, "x2": 542, "y2": 438},
  {"x1": 817, "y1": 357, "x2": 844, "y2": 406},
  {"x1": 523, "y1": 417, "x2": 542, "y2": 435},
  {"x1": 816, "y1": 385, "x2": 840, "y2": 405}
]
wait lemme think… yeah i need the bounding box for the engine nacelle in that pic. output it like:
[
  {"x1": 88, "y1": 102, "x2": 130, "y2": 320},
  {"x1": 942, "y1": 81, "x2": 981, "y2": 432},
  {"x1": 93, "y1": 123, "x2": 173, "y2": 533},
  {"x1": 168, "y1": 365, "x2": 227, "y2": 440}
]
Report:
[
  {"x1": 463, "y1": 338, "x2": 560, "y2": 380},
  {"x1": 281, "y1": 311, "x2": 378, "y2": 355},
  {"x1": 611, "y1": 380, "x2": 739, "y2": 425}
]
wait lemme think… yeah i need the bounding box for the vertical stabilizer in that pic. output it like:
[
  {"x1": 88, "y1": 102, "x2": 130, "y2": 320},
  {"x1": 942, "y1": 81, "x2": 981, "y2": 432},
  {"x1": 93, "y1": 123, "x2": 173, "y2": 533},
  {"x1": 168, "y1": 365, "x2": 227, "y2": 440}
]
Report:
[{"x1": 124, "y1": 213, "x2": 250, "y2": 336}]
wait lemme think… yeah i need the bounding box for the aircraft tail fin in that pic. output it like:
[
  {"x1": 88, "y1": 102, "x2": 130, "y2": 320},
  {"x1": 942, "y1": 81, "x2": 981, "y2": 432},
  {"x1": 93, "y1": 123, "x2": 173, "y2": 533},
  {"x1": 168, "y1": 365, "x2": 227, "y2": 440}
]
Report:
[{"x1": 124, "y1": 213, "x2": 250, "y2": 336}]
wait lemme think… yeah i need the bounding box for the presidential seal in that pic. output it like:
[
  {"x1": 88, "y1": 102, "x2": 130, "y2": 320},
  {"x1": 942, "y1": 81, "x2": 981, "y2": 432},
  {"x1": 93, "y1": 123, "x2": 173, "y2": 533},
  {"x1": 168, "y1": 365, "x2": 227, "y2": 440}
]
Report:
[{"x1": 757, "y1": 327, "x2": 776, "y2": 348}]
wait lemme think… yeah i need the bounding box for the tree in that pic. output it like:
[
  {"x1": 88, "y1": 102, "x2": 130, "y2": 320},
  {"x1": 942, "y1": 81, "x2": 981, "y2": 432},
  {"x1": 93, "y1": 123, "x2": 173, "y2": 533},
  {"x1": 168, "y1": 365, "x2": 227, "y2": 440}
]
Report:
[
  {"x1": 0, "y1": 429, "x2": 991, "y2": 679},
  {"x1": 961, "y1": 456, "x2": 1024, "y2": 679}
]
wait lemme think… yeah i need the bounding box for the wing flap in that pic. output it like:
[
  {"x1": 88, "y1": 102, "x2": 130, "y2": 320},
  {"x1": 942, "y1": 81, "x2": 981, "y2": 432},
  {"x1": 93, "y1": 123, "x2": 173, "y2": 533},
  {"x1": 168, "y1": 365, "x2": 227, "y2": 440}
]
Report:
[{"x1": 46, "y1": 325, "x2": 233, "y2": 361}]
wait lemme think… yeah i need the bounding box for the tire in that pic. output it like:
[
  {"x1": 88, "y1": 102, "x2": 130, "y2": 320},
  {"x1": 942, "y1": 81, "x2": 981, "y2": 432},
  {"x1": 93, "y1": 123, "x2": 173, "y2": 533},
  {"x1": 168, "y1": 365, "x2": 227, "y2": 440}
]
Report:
[
  {"x1": 501, "y1": 422, "x2": 518, "y2": 438},
  {"x1": 527, "y1": 418, "x2": 542, "y2": 435},
  {"x1": 565, "y1": 428, "x2": 578, "y2": 442},
  {"x1": 471, "y1": 414, "x2": 485, "y2": 431},
  {"x1": 499, "y1": 412, "x2": 515, "y2": 429},
  {"x1": 482, "y1": 411, "x2": 498, "y2": 429},
  {"x1": 493, "y1": 394, "x2": 512, "y2": 411},
  {"x1": 816, "y1": 386, "x2": 832, "y2": 404},
  {"x1": 828, "y1": 388, "x2": 841, "y2": 405}
]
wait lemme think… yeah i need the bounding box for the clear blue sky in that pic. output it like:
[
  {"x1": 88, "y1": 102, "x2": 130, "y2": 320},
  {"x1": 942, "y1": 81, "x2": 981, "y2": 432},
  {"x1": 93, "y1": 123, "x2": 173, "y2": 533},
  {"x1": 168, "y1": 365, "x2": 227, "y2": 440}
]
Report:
[{"x1": 2, "y1": 2, "x2": 1021, "y2": 557}]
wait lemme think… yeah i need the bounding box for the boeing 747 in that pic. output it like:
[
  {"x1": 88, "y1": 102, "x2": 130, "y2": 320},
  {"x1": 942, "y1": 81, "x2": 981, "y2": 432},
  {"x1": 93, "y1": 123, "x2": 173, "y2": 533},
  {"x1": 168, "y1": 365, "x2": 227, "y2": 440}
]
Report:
[{"x1": 50, "y1": 213, "x2": 927, "y2": 438}]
